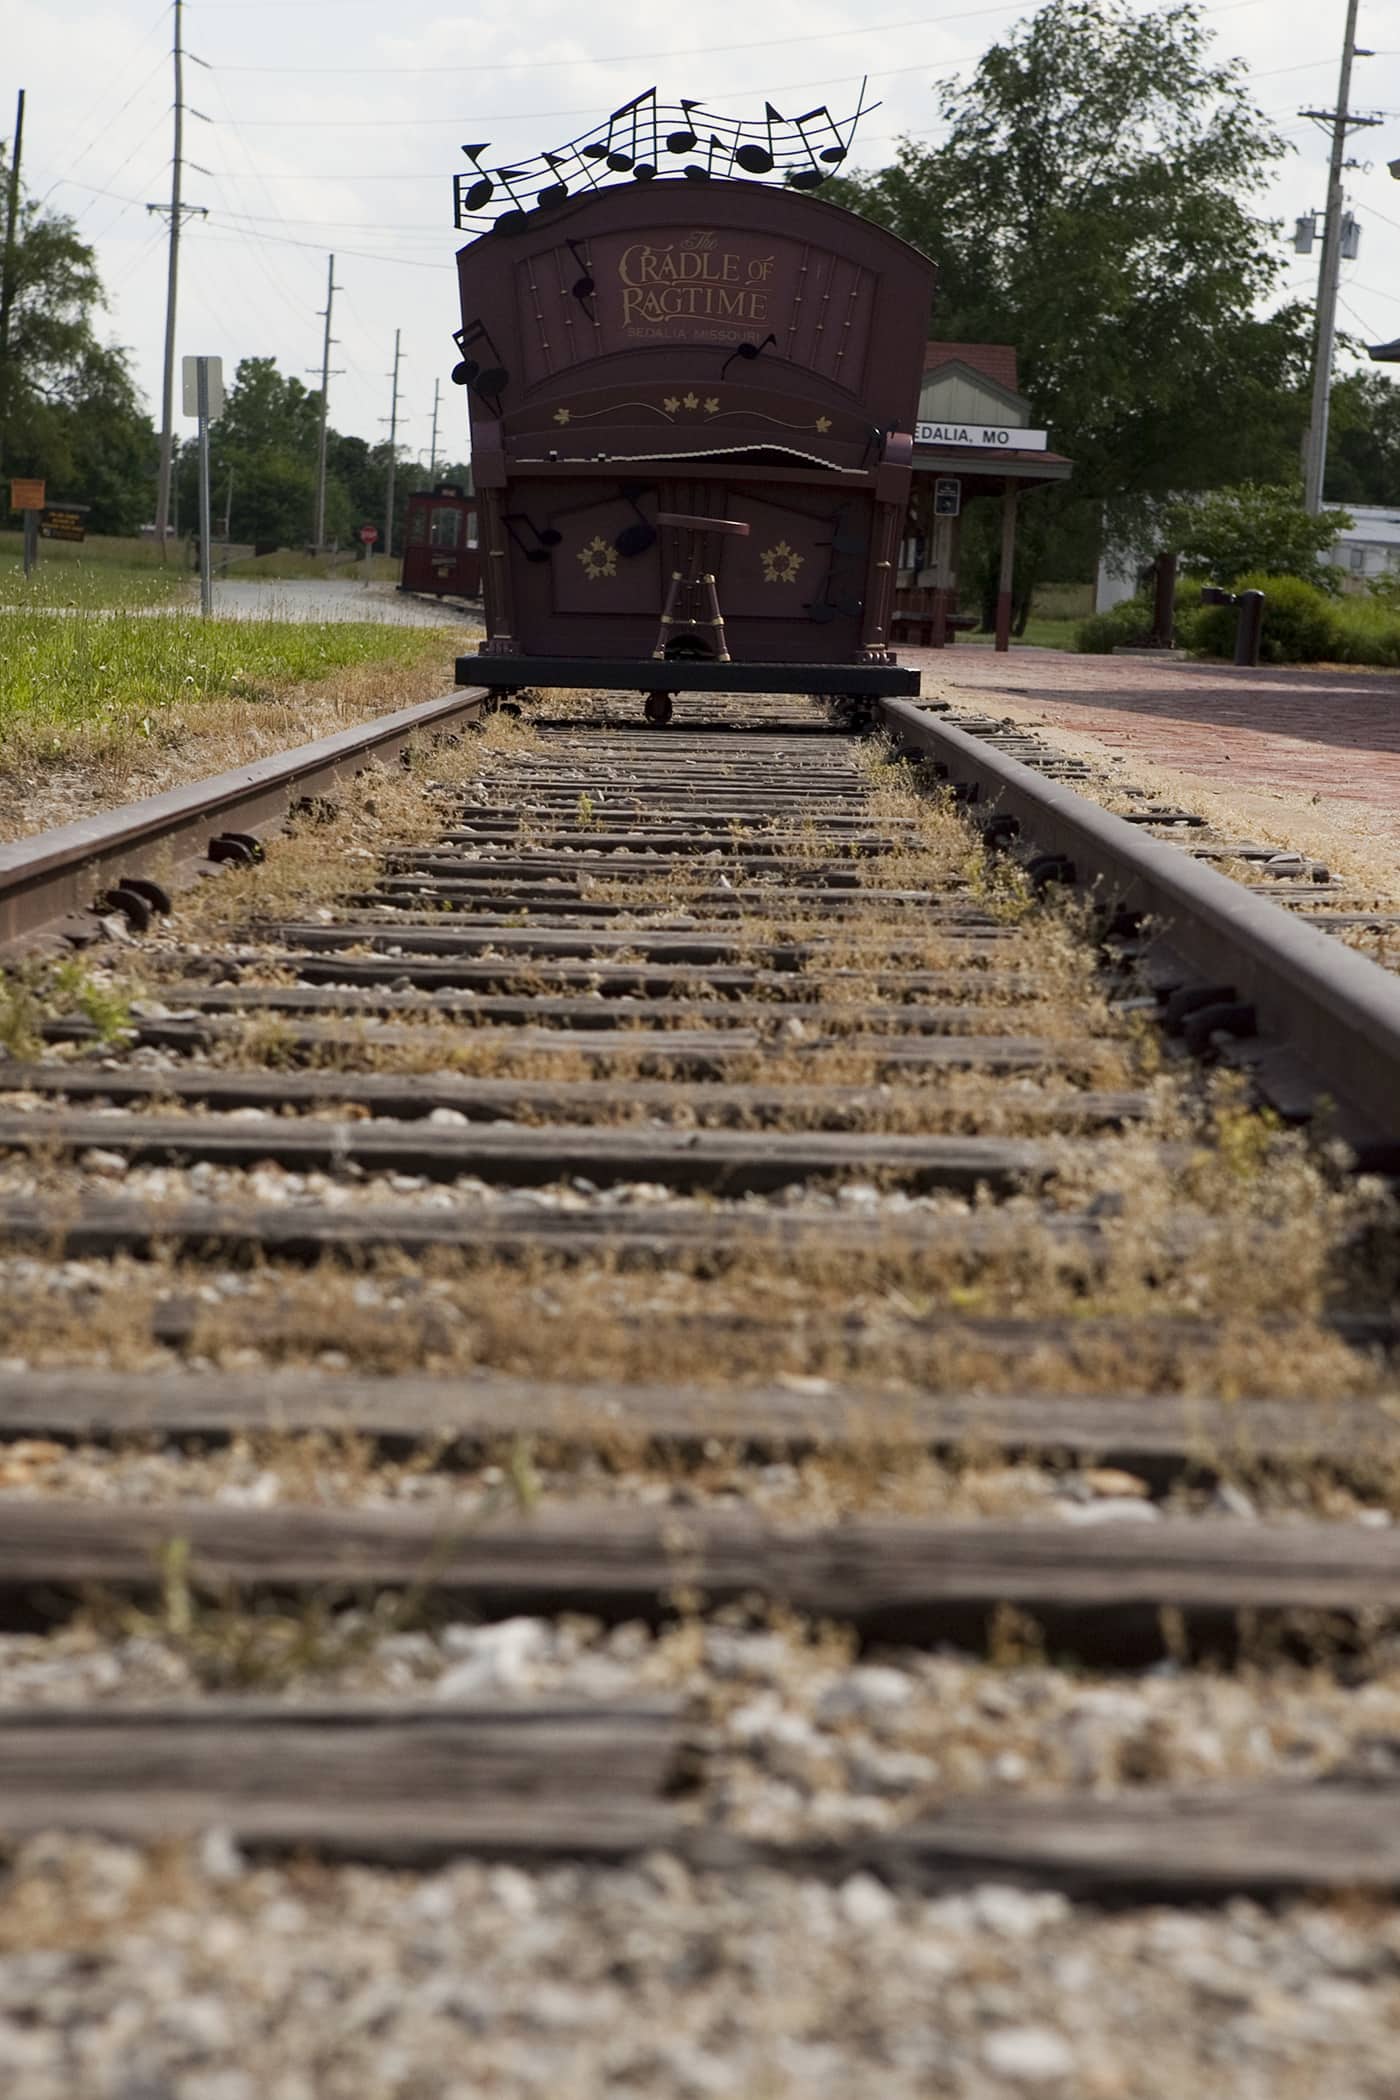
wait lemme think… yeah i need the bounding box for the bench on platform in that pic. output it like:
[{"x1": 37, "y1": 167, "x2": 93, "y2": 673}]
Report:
[{"x1": 891, "y1": 611, "x2": 979, "y2": 647}]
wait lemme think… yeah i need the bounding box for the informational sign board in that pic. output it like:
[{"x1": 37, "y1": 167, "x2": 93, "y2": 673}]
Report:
[
  {"x1": 914, "y1": 423, "x2": 1048, "y2": 452},
  {"x1": 933, "y1": 478, "x2": 962, "y2": 518},
  {"x1": 181, "y1": 355, "x2": 224, "y2": 420},
  {"x1": 358, "y1": 525, "x2": 379, "y2": 544},
  {"x1": 9, "y1": 478, "x2": 45, "y2": 512},
  {"x1": 39, "y1": 506, "x2": 89, "y2": 543}
]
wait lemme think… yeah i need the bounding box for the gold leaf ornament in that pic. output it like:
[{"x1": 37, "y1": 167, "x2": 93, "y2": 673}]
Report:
[
  {"x1": 578, "y1": 536, "x2": 618, "y2": 581},
  {"x1": 760, "y1": 539, "x2": 804, "y2": 585}
]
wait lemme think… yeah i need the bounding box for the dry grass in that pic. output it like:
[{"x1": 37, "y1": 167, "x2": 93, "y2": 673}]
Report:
[{"x1": 0, "y1": 637, "x2": 473, "y2": 844}]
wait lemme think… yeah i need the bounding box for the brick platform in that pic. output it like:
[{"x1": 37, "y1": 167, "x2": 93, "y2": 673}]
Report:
[{"x1": 903, "y1": 645, "x2": 1400, "y2": 849}]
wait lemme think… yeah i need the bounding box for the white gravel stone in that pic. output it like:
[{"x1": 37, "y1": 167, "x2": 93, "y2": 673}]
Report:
[
  {"x1": 981, "y1": 2025, "x2": 1075, "y2": 2082},
  {"x1": 837, "y1": 1871, "x2": 897, "y2": 1928},
  {"x1": 434, "y1": 1618, "x2": 550, "y2": 1698}
]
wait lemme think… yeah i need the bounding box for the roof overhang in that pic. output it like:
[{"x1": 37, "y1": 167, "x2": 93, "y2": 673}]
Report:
[
  {"x1": 910, "y1": 448, "x2": 1073, "y2": 484},
  {"x1": 1368, "y1": 338, "x2": 1400, "y2": 363}
]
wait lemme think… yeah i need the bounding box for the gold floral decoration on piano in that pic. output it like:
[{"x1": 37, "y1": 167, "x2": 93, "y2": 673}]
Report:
[
  {"x1": 760, "y1": 540, "x2": 804, "y2": 585},
  {"x1": 553, "y1": 408, "x2": 572, "y2": 425},
  {"x1": 814, "y1": 416, "x2": 832, "y2": 433},
  {"x1": 660, "y1": 394, "x2": 723, "y2": 419},
  {"x1": 577, "y1": 536, "x2": 618, "y2": 581}
]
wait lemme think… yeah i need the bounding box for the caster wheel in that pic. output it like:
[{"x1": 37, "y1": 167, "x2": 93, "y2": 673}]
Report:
[{"x1": 644, "y1": 692, "x2": 674, "y2": 727}]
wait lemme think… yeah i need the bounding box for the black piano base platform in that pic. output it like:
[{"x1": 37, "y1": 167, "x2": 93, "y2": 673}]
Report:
[{"x1": 455, "y1": 656, "x2": 921, "y2": 699}]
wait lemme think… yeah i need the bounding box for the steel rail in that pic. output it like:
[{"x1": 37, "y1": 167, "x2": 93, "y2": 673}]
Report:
[
  {"x1": 0, "y1": 686, "x2": 488, "y2": 955},
  {"x1": 882, "y1": 698, "x2": 1400, "y2": 1142}
]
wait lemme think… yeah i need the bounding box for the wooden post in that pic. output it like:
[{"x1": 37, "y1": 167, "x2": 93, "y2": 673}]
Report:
[
  {"x1": 1151, "y1": 552, "x2": 1178, "y2": 649},
  {"x1": 994, "y1": 479, "x2": 1018, "y2": 653}
]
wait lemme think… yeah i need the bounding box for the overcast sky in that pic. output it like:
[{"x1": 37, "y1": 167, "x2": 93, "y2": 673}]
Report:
[{"x1": 10, "y1": 0, "x2": 1400, "y2": 469}]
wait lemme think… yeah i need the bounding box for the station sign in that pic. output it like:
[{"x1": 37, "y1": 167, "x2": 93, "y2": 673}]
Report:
[
  {"x1": 39, "y1": 504, "x2": 89, "y2": 543},
  {"x1": 914, "y1": 424, "x2": 1048, "y2": 452},
  {"x1": 181, "y1": 355, "x2": 224, "y2": 420},
  {"x1": 9, "y1": 477, "x2": 45, "y2": 512}
]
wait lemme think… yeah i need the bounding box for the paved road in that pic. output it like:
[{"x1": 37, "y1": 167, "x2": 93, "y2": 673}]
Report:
[{"x1": 209, "y1": 579, "x2": 476, "y2": 625}]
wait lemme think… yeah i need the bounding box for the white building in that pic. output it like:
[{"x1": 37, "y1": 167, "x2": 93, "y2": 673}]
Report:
[{"x1": 1328, "y1": 504, "x2": 1400, "y2": 587}]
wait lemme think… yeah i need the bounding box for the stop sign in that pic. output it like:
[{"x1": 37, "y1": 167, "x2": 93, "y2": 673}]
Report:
[{"x1": 358, "y1": 525, "x2": 379, "y2": 544}]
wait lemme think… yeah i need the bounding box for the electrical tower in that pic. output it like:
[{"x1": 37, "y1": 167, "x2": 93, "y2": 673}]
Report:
[
  {"x1": 0, "y1": 89, "x2": 26, "y2": 474},
  {"x1": 382, "y1": 329, "x2": 402, "y2": 559},
  {"x1": 1299, "y1": 0, "x2": 1380, "y2": 514},
  {"x1": 308, "y1": 254, "x2": 344, "y2": 553},
  {"x1": 147, "y1": 0, "x2": 208, "y2": 550}
]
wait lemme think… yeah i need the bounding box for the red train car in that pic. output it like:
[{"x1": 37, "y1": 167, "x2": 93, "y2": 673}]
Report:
[
  {"x1": 448, "y1": 103, "x2": 934, "y2": 721},
  {"x1": 400, "y1": 482, "x2": 482, "y2": 599}
]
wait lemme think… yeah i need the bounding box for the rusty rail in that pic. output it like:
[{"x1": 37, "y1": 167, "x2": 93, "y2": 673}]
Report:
[{"x1": 0, "y1": 686, "x2": 488, "y2": 955}]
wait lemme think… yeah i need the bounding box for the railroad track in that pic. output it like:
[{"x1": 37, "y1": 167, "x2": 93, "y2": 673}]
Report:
[{"x1": 3, "y1": 684, "x2": 1400, "y2": 2088}]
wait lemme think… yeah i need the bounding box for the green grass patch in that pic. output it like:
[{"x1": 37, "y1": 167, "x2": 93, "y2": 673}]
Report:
[
  {"x1": 0, "y1": 542, "x2": 191, "y2": 610},
  {"x1": 959, "y1": 615, "x2": 1079, "y2": 651},
  {"x1": 221, "y1": 549, "x2": 403, "y2": 583},
  {"x1": 0, "y1": 606, "x2": 453, "y2": 739}
]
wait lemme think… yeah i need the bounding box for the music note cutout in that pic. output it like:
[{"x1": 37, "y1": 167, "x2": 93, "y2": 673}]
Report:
[
  {"x1": 536, "y1": 153, "x2": 570, "y2": 213},
  {"x1": 565, "y1": 239, "x2": 596, "y2": 315},
  {"x1": 505, "y1": 513, "x2": 563, "y2": 563},
  {"x1": 612, "y1": 485, "x2": 658, "y2": 560},
  {"x1": 719, "y1": 332, "x2": 777, "y2": 381},
  {"x1": 582, "y1": 89, "x2": 659, "y2": 180},
  {"x1": 735, "y1": 103, "x2": 783, "y2": 176},
  {"x1": 683, "y1": 134, "x2": 728, "y2": 183},
  {"x1": 451, "y1": 320, "x2": 510, "y2": 401},
  {"x1": 665, "y1": 101, "x2": 702, "y2": 155}
]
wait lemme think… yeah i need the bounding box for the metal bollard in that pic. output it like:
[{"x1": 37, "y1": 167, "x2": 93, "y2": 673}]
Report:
[
  {"x1": 1200, "y1": 585, "x2": 1265, "y2": 668},
  {"x1": 1234, "y1": 589, "x2": 1264, "y2": 668}
]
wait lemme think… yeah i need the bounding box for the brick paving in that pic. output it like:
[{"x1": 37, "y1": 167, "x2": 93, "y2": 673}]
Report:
[{"x1": 904, "y1": 644, "x2": 1400, "y2": 851}]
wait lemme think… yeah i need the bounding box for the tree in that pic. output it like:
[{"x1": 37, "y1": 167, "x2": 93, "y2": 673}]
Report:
[
  {"x1": 1166, "y1": 482, "x2": 1351, "y2": 584},
  {"x1": 0, "y1": 142, "x2": 156, "y2": 515},
  {"x1": 1326, "y1": 369, "x2": 1400, "y2": 507},
  {"x1": 830, "y1": 0, "x2": 1312, "y2": 589}
]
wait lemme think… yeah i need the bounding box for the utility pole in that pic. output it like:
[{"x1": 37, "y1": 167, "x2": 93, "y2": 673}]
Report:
[
  {"x1": 0, "y1": 88, "x2": 25, "y2": 474},
  {"x1": 147, "y1": 0, "x2": 207, "y2": 554},
  {"x1": 382, "y1": 327, "x2": 402, "y2": 559},
  {"x1": 428, "y1": 377, "x2": 441, "y2": 479},
  {"x1": 308, "y1": 253, "x2": 343, "y2": 553},
  {"x1": 1300, "y1": 0, "x2": 1380, "y2": 514}
]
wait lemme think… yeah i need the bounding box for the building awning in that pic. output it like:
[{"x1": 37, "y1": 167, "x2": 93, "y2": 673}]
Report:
[{"x1": 910, "y1": 447, "x2": 1073, "y2": 484}]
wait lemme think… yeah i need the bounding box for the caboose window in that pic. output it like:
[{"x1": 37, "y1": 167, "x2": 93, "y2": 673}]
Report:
[
  {"x1": 408, "y1": 509, "x2": 429, "y2": 546},
  {"x1": 466, "y1": 511, "x2": 479, "y2": 549},
  {"x1": 429, "y1": 506, "x2": 461, "y2": 550}
]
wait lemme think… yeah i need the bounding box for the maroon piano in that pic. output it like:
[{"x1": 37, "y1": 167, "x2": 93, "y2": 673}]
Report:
[{"x1": 449, "y1": 130, "x2": 934, "y2": 723}]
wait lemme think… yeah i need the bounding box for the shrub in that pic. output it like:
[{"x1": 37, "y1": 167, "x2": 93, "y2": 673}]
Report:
[
  {"x1": 1167, "y1": 483, "x2": 1351, "y2": 585},
  {"x1": 1074, "y1": 596, "x2": 1153, "y2": 653},
  {"x1": 1191, "y1": 572, "x2": 1339, "y2": 664},
  {"x1": 1075, "y1": 576, "x2": 1207, "y2": 654}
]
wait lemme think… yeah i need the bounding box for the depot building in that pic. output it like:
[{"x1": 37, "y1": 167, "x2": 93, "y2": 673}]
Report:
[{"x1": 895, "y1": 342, "x2": 1072, "y2": 651}]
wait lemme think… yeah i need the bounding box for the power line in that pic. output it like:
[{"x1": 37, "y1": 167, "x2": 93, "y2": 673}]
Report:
[{"x1": 203, "y1": 0, "x2": 1278, "y2": 70}]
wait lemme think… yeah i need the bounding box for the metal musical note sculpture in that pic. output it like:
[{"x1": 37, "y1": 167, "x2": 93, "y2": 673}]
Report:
[
  {"x1": 452, "y1": 83, "x2": 875, "y2": 235},
  {"x1": 450, "y1": 82, "x2": 933, "y2": 725}
]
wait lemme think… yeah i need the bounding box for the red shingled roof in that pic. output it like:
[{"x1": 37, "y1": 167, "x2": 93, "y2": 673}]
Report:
[{"x1": 923, "y1": 341, "x2": 1020, "y2": 392}]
